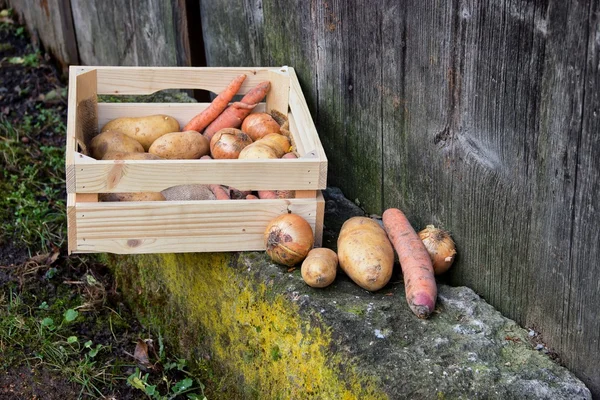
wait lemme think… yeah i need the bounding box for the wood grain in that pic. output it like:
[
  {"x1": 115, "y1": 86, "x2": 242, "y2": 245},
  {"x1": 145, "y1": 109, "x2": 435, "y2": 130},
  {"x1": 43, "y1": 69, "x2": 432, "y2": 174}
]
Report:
[
  {"x1": 199, "y1": 0, "x2": 600, "y2": 394},
  {"x1": 74, "y1": 194, "x2": 321, "y2": 254}
]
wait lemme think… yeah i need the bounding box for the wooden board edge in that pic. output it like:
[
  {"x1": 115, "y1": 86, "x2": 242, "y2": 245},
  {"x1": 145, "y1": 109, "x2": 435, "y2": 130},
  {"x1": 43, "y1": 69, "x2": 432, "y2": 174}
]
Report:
[
  {"x1": 314, "y1": 191, "x2": 325, "y2": 248},
  {"x1": 67, "y1": 193, "x2": 76, "y2": 254}
]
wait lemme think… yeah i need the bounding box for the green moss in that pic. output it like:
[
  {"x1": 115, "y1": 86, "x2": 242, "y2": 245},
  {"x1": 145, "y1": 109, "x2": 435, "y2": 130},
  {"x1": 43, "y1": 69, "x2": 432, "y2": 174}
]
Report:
[{"x1": 108, "y1": 252, "x2": 387, "y2": 399}]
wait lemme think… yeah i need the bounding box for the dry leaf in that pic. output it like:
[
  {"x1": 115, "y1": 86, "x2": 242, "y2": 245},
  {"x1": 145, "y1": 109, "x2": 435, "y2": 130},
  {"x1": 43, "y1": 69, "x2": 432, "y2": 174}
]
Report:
[{"x1": 133, "y1": 339, "x2": 151, "y2": 367}]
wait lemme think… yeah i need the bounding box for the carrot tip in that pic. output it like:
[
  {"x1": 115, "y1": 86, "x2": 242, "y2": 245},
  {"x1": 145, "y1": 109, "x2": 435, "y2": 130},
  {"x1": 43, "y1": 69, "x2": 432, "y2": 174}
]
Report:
[{"x1": 409, "y1": 293, "x2": 436, "y2": 318}]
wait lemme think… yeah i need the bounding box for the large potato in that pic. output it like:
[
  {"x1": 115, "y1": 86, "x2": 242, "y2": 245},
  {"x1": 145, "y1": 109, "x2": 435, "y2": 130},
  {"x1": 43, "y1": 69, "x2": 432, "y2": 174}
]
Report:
[
  {"x1": 101, "y1": 114, "x2": 180, "y2": 151},
  {"x1": 102, "y1": 152, "x2": 162, "y2": 160},
  {"x1": 148, "y1": 131, "x2": 210, "y2": 159},
  {"x1": 337, "y1": 217, "x2": 394, "y2": 291},
  {"x1": 90, "y1": 130, "x2": 144, "y2": 160},
  {"x1": 99, "y1": 192, "x2": 165, "y2": 202}
]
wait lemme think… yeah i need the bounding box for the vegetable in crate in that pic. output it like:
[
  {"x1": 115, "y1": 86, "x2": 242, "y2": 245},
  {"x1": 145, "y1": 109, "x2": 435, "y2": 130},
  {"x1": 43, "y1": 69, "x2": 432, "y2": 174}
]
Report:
[
  {"x1": 301, "y1": 248, "x2": 338, "y2": 288},
  {"x1": 241, "y1": 112, "x2": 281, "y2": 141},
  {"x1": 382, "y1": 208, "x2": 437, "y2": 319},
  {"x1": 209, "y1": 128, "x2": 253, "y2": 159},
  {"x1": 183, "y1": 74, "x2": 247, "y2": 133},
  {"x1": 238, "y1": 134, "x2": 291, "y2": 159},
  {"x1": 418, "y1": 225, "x2": 456, "y2": 275},
  {"x1": 90, "y1": 130, "x2": 144, "y2": 160},
  {"x1": 148, "y1": 131, "x2": 210, "y2": 159},
  {"x1": 102, "y1": 151, "x2": 162, "y2": 160},
  {"x1": 337, "y1": 217, "x2": 394, "y2": 292},
  {"x1": 203, "y1": 81, "x2": 271, "y2": 140},
  {"x1": 264, "y1": 214, "x2": 314, "y2": 267},
  {"x1": 101, "y1": 114, "x2": 180, "y2": 151},
  {"x1": 161, "y1": 185, "x2": 216, "y2": 201},
  {"x1": 99, "y1": 192, "x2": 165, "y2": 202}
]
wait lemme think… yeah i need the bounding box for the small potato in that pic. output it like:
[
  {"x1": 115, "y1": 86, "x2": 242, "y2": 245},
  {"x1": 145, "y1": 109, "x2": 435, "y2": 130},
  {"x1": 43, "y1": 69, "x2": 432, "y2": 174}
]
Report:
[
  {"x1": 99, "y1": 192, "x2": 165, "y2": 202},
  {"x1": 301, "y1": 248, "x2": 338, "y2": 288},
  {"x1": 238, "y1": 142, "x2": 279, "y2": 159},
  {"x1": 148, "y1": 131, "x2": 210, "y2": 159},
  {"x1": 337, "y1": 217, "x2": 394, "y2": 291},
  {"x1": 90, "y1": 130, "x2": 144, "y2": 160},
  {"x1": 102, "y1": 152, "x2": 163, "y2": 160},
  {"x1": 101, "y1": 114, "x2": 180, "y2": 150}
]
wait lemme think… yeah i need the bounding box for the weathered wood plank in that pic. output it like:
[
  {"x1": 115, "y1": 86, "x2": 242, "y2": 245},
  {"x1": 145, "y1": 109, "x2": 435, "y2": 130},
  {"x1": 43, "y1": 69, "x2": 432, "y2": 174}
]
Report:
[
  {"x1": 199, "y1": 0, "x2": 600, "y2": 394},
  {"x1": 6, "y1": 0, "x2": 79, "y2": 72},
  {"x1": 70, "y1": 0, "x2": 190, "y2": 66}
]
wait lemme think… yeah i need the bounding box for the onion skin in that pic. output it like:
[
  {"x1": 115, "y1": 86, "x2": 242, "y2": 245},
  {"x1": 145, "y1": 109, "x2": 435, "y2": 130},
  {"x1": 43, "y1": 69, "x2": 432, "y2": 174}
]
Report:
[
  {"x1": 238, "y1": 142, "x2": 279, "y2": 159},
  {"x1": 418, "y1": 225, "x2": 456, "y2": 275},
  {"x1": 242, "y1": 113, "x2": 281, "y2": 141},
  {"x1": 210, "y1": 128, "x2": 253, "y2": 159},
  {"x1": 264, "y1": 214, "x2": 314, "y2": 266}
]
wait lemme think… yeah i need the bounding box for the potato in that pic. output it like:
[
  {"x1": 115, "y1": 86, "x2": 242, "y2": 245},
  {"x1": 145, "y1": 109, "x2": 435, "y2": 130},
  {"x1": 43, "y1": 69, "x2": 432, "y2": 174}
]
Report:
[
  {"x1": 238, "y1": 142, "x2": 279, "y2": 159},
  {"x1": 102, "y1": 152, "x2": 163, "y2": 160},
  {"x1": 101, "y1": 114, "x2": 180, "y2": 151},
  {"x1": 161, "y1": 184, "x2": 216, "y2": 201},
  {"x1": 99, "y1": 192, "x2": 165, "y2": 202},
  {"x1": 255, "y1": 133, "x2": 291, "y2": 158},
  {"x1": 148, "y1": 131, "x2": 210, "y2": 159},
  {"x1": 301, "y1": 248, "x2": 338, "y2": 288},
  {"x1": 90, "y1": 130, "x2": 144, "y2": 160},
  {"x1": 337, "y1": 217, "x2": 394, "y2": 291}
]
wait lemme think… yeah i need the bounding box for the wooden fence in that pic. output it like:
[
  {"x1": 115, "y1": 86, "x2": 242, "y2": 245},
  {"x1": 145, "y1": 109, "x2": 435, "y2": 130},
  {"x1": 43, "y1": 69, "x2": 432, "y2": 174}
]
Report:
[{"x1": 7, "y1": 0, "x2": 599, "y2": 395}]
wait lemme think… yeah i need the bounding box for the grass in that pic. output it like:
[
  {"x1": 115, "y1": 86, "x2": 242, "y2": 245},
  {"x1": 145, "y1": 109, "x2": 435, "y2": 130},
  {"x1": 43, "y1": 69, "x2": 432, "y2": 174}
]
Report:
[
  {"x1": 0, "y1": 113, "x2": 66, "y2": 252},
  {"x1": 0, "y1": 8, "x2": 210, "y2": 398}
]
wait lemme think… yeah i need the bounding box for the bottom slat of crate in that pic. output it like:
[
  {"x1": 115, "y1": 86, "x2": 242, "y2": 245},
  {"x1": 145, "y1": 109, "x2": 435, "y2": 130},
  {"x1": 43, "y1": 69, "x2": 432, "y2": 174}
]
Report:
[{"x1": 71, "y1": 193, "x2": 324, "y2": 254}]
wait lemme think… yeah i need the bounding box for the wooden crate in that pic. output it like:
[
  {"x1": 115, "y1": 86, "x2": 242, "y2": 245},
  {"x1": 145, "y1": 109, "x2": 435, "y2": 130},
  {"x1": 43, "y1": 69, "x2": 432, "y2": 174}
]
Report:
[{"x1": 66, "y1": 66, "x2": 327, "y2": 254}]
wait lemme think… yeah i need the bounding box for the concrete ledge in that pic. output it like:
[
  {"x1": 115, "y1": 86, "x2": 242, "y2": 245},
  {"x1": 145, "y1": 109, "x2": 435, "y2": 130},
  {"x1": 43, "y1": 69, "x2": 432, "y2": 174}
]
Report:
[{"x1": 106, "y1": 249, "x2": 590, "y2": 399}]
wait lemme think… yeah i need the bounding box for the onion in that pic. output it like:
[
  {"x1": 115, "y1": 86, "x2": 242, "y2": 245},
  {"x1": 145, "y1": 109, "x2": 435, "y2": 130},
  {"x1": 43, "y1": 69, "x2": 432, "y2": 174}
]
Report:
[
  {"x1": 241, "y1": 113, "x2": 281, "y2": 141},
  {"x1": 264, "y1": 214, "x2": 314, "y2": 266},
  {"x1": 418, "y1": 225, "x2": 456, "y2": 275},
  {"x1": 210, "y1": 128, "x2": 253, "y2": 159}
]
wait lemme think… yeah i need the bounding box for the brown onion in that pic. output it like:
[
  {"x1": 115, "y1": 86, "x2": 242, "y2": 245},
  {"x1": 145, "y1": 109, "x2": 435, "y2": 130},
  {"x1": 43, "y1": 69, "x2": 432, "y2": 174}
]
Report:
[
  {"x1": 264, "y1": 214, "x2": 314, "y2": 266},
  {"x1": 210, "y1": 128, "x2": 253, "y2": 159},
  {"x1": 418, "y1": 225, "x2": 456, "y2": 275},
  {"x1": 241, "y1": 113, "x2": 281, "y2": 141}
]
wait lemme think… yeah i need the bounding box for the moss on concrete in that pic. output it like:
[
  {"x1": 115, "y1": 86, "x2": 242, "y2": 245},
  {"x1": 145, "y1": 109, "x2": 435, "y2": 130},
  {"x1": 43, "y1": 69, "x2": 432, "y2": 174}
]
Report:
[{"x1": 106, "y1": 252, "x2": 385, "y2": 399}]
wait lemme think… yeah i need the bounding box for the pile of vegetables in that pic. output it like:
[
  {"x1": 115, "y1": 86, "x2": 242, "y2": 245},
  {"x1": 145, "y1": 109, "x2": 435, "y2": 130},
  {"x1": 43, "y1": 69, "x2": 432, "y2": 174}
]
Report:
[
  {"x1": 89, "y1": 75, "x2": 298, "y2": 201},
  {"x1": 264, "y1": 210, "x2": 456, "y2": 320}
]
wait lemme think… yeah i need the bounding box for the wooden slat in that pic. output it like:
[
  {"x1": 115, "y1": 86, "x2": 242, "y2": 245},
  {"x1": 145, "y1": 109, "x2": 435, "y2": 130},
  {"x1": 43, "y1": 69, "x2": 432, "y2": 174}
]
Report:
[
  {"x1": 67, "y1": 193, "x2": 76, "y2": 255},
  {"x1": 266, "y1": 67, "x2": 291, "y2": 115},
  {"x1": 73, "y1": 196, "x2": 320, "y2": 254},
  {"x1": 314, "y1": 191, "x2": 325, "y2": 247},
  {"x1": 73, "y1": 157, "x2": 324, "y2": 192},
  {"x1": 71, "y1": 66, "x2": 284, "y2": 95},
  {"x1": 66, "y1": 67, "x2": 97, "y2": 193}
]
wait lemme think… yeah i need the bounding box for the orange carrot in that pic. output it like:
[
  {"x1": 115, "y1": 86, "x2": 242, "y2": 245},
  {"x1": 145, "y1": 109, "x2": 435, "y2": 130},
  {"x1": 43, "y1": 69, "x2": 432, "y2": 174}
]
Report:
[
  {"x1": 183, "y1": 74, "x2": 247, "y2": 133},
  {"x1": 257, "y1": 190, "x2": 278, "y2": 199},
  {"x1": 382, "y1": 208, "x2": 437, "y2": 319},
  {"x1": 209, "y1": 184, "x2": 230, "y2": 200},
  {"x1": 203, "y1": 81, "x2": 271, "y2": 140}
]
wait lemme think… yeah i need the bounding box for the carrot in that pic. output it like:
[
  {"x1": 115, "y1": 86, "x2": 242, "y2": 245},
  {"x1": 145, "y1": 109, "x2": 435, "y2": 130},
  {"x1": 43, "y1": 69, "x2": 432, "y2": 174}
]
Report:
[
  {"x1": 203, "y1": 81, "x2": 271, "y2": 140},
  {"x1": 382, "y1": 208, "x2": 437, "y2": 319},
  {"x1": 257, "y1": 190, "x2": 278, "y2": 199},
  {"x1": 209, "y1": 184, "x2": 230, "y2": 200},
  {"x1": 245, "y1": 194, "x2": 259, "y2": 200},
  {"x1": 183, "y1": 74, "x2": 247, "y2": 133}
]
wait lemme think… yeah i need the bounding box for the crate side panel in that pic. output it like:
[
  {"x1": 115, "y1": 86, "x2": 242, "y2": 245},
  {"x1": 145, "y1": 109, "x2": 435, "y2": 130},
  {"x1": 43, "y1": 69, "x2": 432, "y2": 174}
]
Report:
[
  {"x1": 89, "y1": 66, "x2": 283, "y2": 95},
  {"x1": 73, "y1": 159, "x2": 322, "y2": 192},
  {"x1": 73, "y1": 198, "x2": 319, "y2": 254}
]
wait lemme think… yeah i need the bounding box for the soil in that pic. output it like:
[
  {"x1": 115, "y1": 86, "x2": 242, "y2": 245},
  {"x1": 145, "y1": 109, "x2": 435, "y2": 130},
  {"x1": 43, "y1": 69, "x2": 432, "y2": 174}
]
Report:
[{"x1": 0, "y1": 11, "x2": 164, "y2": 400}]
